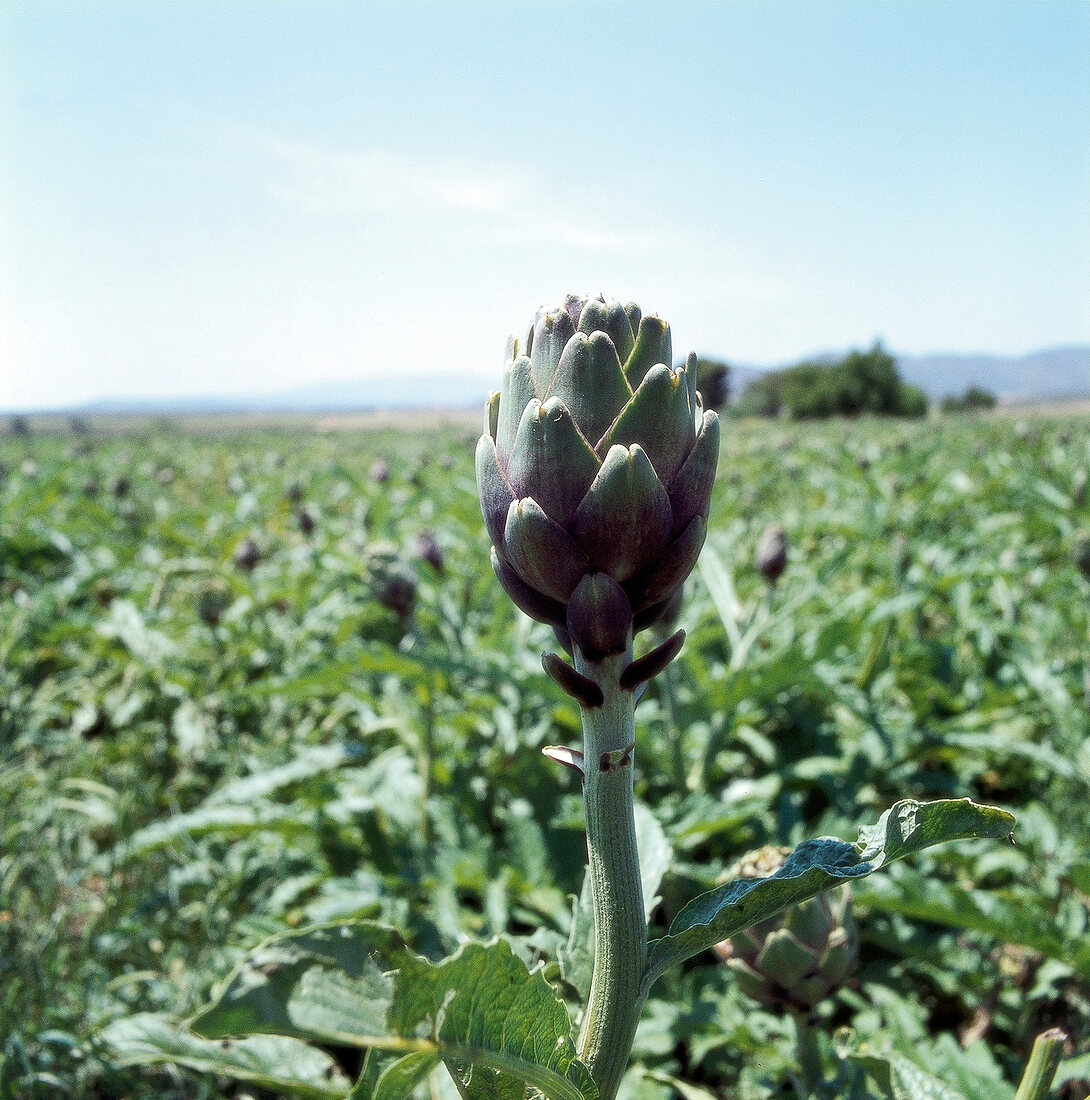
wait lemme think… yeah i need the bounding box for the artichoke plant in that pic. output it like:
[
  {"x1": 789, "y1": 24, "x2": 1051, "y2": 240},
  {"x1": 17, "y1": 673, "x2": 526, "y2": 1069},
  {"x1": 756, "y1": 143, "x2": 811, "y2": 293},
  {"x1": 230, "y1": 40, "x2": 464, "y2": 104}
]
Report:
[
  {"x1": 713, "y1": 845, "x2": 859, "y2": 1017},
  {"x1": 475, "y1": 295, "x2": 720, "y2": 1100},
  {"x1": 476, "y1": 293, "x2": 719, "y2": 661}
]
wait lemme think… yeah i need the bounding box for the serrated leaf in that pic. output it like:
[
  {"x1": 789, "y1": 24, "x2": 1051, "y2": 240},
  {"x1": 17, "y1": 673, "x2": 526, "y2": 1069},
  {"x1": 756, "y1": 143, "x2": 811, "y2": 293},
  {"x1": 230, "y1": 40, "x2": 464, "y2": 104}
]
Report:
[
  {"x1": 389, "y1": 939, "x2": 597, "y2": 1100},
  {"x1": 101, "y1": 1012, "x2": 350, "y2": 1099},
  {"x1": 645, "y1": 799, "x2": 1014, "y2": 990},
  {"x1": 192, "y1": 920, "x2": 409, "y2": 1045}
]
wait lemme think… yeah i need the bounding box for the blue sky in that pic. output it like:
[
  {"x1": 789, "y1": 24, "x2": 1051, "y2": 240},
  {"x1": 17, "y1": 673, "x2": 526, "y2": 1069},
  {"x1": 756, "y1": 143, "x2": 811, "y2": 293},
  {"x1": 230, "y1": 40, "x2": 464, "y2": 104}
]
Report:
[{"x1": 2, "y1": 0, "x2": 1088, "y2": 410}]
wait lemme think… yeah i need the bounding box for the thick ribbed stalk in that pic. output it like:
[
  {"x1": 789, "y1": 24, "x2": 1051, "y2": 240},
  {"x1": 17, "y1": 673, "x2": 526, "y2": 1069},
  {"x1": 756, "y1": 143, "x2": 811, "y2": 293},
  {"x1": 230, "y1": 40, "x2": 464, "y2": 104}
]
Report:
[
  {"x1": 790, "y1": 1011, "x2": 823, "y2": 1098},
  {"x1": 574, "y1": 642, "x2": 647, "y2": 1100},
  {"x1": 1013, "y1": 1028, "x2": 1066, "y2": 1100}
]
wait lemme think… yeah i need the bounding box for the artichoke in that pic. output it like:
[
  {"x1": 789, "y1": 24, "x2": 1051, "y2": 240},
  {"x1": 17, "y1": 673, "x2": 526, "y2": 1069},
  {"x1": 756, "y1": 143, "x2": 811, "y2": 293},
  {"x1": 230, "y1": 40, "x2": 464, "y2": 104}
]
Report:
[
  {"x1": 1074, "y1": 531, "x2": 1090, "y2": 580},
  {"x1": 233, "y1": 536, "x2": 262, "y2": 572},
  {"x1": 755, "y1": 522, "x2": 788, "y2": 584},
  {"x1": 476, "y1": 294, "x2": 719, "y2": 659},
  {"x1": 713, "y1": 846, "x2": 859, "y2": 1016},
  {"x1": 365, "y1": 541, "x2": 417, "y2": 619},
  {"x1": 197, "y1": 584, "x2": 231, "y2": 627}
]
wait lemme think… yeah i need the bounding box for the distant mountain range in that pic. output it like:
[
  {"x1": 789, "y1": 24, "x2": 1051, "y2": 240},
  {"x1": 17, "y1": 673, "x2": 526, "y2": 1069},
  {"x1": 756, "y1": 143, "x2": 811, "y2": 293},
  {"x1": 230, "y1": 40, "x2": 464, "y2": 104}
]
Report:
[
  {"x1": 78, "y1": 373, "x2": 492, "y2": 416},
  {"x1": 57, "y1": 343, "x2": 1090, "y2": 415},
  {"x1": 895, "y1": 345, "x2": 1088, "y2": 402}
]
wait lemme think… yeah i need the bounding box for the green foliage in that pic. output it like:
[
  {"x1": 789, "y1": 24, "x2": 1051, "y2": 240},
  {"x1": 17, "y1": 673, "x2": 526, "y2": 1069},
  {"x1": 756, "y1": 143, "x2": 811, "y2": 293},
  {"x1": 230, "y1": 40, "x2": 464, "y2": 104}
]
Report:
[
  {"x1": 2, "y1": 411, "x2": 1088, "y2": 1098},
  {"x1": 941, "y1": 386, "x2": 999, "y2": 414},
  {"x1": 734, "y1": 342, "x2": 929, "y2": 420},
  {"x1": 693, "y1": 357, "x2": 731, "y2": 412}
]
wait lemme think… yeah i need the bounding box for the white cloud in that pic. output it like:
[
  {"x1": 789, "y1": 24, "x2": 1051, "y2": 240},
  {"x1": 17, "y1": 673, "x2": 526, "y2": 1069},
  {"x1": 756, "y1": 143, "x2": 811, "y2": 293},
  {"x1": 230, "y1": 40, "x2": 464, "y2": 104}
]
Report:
[
  {"x1": 239, "y1": 129, "x2": 672, "y2": 254},
  {"x1": 252, "y1": 134, "x2": 511, "y2": 217}
]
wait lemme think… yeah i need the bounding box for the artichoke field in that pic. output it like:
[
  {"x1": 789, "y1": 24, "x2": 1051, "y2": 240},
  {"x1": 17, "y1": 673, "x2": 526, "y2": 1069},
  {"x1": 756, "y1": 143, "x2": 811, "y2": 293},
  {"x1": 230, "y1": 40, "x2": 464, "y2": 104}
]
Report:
[{"x1": 1, "y1": 395, "x2": 1088, "y2": 1100}]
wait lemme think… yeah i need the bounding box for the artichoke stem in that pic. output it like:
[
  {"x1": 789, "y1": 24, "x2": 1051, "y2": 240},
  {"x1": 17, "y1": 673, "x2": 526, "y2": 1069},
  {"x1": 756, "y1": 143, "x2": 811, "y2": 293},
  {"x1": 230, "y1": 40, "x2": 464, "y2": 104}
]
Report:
[
  {"x1": 574, "y1": 640, "x2": 647, "y2": 1100},
  {"x1": 790, "y1": 1010, "x2": 823, "y2": 1098},
  {"x1": 1013, "y1": 1028, "x2": 1067, "y2": 1100}
]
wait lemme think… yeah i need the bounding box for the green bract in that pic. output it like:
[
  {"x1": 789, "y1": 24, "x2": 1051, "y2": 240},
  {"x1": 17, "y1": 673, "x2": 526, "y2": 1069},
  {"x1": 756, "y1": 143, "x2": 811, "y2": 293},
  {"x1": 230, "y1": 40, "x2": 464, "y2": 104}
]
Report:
[{"x1": 476, "y1": 294, "x2": 720, "y2": 657}]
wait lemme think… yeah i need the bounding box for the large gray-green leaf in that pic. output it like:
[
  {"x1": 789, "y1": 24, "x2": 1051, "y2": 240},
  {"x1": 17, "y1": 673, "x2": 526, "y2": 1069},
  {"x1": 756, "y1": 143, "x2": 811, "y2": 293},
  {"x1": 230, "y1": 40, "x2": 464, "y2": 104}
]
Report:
[
  {"x1": 635, "y1": 801, "x2": 672, "y2": 915},
  {"x1": 557, "y1": 876, "x2": 595, "y2": 1004},
  {"x1": 389, "y1": 938, "x2": 597, "y2": 1100},
  {"x1": 192, "y1": 920, "x2": 408, "y2": 1045},
  {"x1": 205, "y1": 743, "x2": 347, "y2": 804},
  {"x1": 117, "y1": 802, "x2": 312, "y2": 857},
  {"x1": 101, "y1": 1012, "x2": 350, "y2": 1099},
  {"x1": 644, "y1": 799, "x2": 1014, "y2": 991},
  {"x1": 116, "y1": 747, "x2": 417, "y2": 859}
]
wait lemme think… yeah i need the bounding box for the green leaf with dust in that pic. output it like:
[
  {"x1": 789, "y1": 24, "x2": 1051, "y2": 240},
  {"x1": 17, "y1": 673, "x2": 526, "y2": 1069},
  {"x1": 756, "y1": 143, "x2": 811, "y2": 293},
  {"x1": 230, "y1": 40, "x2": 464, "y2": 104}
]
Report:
[
  {"x1": 645, "y1": 798, "x2": 1014, "y2": 990},
  {"x1": 100, "y1": 1012, "x2": 350, "y2": 1099},
  {"x1": 837, "y1": 1030, "x2": 975, "y2": 1100},
  {"x1": 389, "y1": 938, "x2": 597, "y2": 1100},
  {"x1": 192, "y1": 920, "x2": 408, "y2": 1046}
]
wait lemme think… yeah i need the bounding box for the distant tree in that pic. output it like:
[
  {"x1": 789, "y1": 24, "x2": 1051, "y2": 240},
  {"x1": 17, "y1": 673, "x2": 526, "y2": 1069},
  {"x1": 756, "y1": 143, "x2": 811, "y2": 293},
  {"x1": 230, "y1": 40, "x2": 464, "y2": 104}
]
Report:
[
  {"x1": 779, "y1": 361, "x2": 838, "y2": 419},
  {"x1": 69, "y1": 415, "x2": 92, "y2": 435},
  {"x1": 732, "y1": 341, "x2": 927, "y2": 420},
  {"x1": 940, "y1": 385, "x2": 998, "y2": 414},
  {"x1": 8, "y1": 415, "x2": 31, "y2": 437},
  {"x1": 897, "y1": 382, "x2": 930, "y2": 419},
  {"x1": 694, "y1": 357, "x2": 732, "y2": 411},
  {"x1": 832, "y1": 342, "x2": 901, "y2": 414}
]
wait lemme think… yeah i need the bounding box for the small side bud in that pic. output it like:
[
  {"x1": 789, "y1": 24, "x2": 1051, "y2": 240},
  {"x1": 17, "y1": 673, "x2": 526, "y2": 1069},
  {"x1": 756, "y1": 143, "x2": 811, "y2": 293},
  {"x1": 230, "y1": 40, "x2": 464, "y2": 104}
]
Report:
[
  {"x1": 542, "y1": 744, "x2": 585, "y2": 777},
  {"x1": 619, "y1": 629, "x2": 685, "y2": 691},
  {"x1": 542, "y1": 652, "x2": 605, "y2": 708},
  {"x1": 598, "y1": 741, "x2": 635, "y2": 773}
]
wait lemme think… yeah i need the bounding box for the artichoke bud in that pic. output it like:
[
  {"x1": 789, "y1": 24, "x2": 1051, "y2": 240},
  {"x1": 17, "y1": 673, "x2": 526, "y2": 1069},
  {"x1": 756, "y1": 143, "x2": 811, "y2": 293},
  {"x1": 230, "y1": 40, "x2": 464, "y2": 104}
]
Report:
[
  {"x1": 1074, "y1": 531, "x2": 1090, "y2": 580},
  {"x1": 713, "y1": 845, "x2": 859, "y2": 1016},
  {"x1": 412, "y1": 528, "x2": 444, "y2": 573},
  {"x1": 233, "y1": 536, "x2": 262, "y2": 572},
  {"x1": 477, "y1": 295, "x2": 719, "y2": 657},
  {"x1": 1072, "y1": 467, "x2": 1087, "y2": 507},
  {"x1": 197, "y1": 584, "x2": 231, "y2": 627},
  {"x1": 364, "y1": 541, "x2": 416, "y2": 618},
  {"x1": 755, "y1": 523, "x2": 788, "y2": 584}
]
